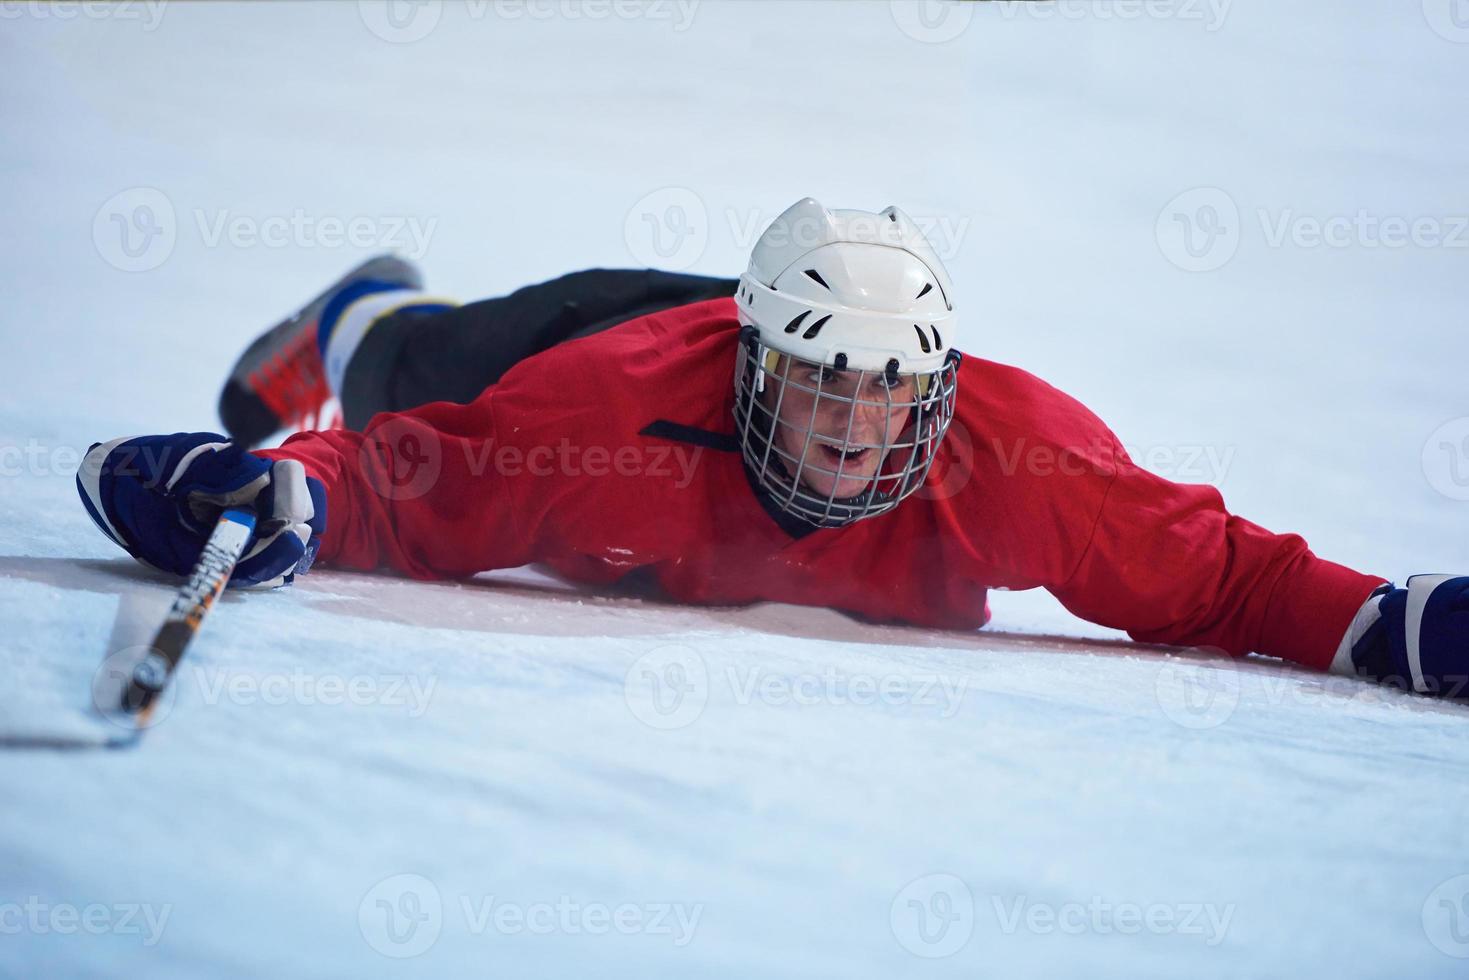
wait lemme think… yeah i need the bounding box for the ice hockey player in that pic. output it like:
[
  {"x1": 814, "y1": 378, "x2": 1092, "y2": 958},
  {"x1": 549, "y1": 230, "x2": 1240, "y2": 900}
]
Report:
[{"x1": 76, "y1": 198, "x2": 1468, "y2": 698}]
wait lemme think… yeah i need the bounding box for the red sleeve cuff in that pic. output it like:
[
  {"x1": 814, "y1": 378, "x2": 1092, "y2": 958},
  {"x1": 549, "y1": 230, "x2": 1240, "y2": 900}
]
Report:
[{"x1": 1258, "y1": 554, "x2": 1387, "y2": 672}]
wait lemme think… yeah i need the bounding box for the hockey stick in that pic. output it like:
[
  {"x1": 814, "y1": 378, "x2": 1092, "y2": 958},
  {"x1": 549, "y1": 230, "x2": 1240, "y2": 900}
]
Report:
[
  {"x1": 0, "y1": 507, "x2": 258, "y2": 751},
  {"x1": 119, "y1": 506, "x2": 258, "y2": 725}
]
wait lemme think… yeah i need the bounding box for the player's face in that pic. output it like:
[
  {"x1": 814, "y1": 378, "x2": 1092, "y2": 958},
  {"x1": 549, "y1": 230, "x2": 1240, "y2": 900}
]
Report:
[{"x1": 766, "y1": 357, "x2": 916, "y2": 500}]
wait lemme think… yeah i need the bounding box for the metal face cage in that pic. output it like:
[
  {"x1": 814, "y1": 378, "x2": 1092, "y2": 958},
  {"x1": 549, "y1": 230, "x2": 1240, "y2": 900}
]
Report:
[{"x1": 731, "y1": 327, "x2": 961, "y2": 528}]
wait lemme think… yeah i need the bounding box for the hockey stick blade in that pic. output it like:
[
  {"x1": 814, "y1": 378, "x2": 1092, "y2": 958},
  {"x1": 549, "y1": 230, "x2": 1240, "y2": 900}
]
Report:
[
  {"x1": 0, "y1": 731, "x2": 142, "y2": 752},
  {"x1": 118, "y1": 506, "x2": 258, "y2": 727},
  {"x1": 0, "y1": 508, "x2": 258, "y2": 752}
]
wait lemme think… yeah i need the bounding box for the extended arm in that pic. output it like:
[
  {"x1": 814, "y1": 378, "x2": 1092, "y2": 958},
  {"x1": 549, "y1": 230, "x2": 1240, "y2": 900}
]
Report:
[{"x1": 1047, "y1": 446, "x2": 1387, "y2": 672}]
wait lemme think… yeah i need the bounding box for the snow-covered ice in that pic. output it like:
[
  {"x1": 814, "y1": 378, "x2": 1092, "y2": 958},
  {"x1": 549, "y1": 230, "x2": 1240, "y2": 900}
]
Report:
[{"x1": 2, "y1": 2, "x2": 1468, "y2": 977}]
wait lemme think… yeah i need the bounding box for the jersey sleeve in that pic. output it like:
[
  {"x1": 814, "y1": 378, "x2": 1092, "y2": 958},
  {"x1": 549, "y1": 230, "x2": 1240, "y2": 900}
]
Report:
[
  {"x1": 1047, "y1": 442, "x2": 1387, "y2": 671},
  {"x1": 256, "y1": 390, "x2": 534, "y2": 579}
]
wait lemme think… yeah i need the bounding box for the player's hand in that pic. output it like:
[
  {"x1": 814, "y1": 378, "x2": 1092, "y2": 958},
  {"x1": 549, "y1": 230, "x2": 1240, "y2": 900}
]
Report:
[
  {"x1": 76, "y1": 432, "x2": 326, "y2": 588},
  {"x1": 1350, "y1": 575, "x2": 1469, "y2": 698}
]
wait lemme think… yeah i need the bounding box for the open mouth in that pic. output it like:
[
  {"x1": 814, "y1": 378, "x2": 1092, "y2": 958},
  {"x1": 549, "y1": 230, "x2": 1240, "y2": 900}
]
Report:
[{"x1": 818, "y1": 443, "x2": 872, "y2": 468}]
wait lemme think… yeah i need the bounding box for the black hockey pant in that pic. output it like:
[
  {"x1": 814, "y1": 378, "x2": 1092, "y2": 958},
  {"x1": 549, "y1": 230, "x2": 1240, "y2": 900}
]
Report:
[{"x1": 339, "y1": 268, "x2": 738, "y2": 430}]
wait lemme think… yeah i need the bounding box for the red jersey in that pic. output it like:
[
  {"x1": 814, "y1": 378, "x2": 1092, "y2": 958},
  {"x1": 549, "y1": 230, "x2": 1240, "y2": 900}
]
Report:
[{"x1": 261, "y1": 298, "x2": 1384, "y2": 672}]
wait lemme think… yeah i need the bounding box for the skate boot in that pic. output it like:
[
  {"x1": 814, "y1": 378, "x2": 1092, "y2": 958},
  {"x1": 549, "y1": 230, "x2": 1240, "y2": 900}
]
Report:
[{"x1": 217, "y1": 254, "x2": 422, "y2": 446}]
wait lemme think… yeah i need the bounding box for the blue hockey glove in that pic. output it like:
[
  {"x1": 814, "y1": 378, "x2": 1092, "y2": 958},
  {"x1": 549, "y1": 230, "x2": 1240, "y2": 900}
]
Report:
[
  {"x1": 1350, "y1": 576, "x2": 1469, "y2": 699},
  {"x1": 76, "y1": 432, "x2": 326, "y2": 588}
]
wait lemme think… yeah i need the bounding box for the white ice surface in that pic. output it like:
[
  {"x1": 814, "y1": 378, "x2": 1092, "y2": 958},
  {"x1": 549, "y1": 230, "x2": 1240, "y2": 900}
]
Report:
[{"x1": 3, "y1": 2, "x2": 1469, "y2": 977}]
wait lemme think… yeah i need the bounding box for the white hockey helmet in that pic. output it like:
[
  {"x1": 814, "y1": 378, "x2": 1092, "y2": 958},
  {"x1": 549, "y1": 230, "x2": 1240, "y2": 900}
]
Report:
[{"x1": 732, "y1": 197, "x2": 961, "y2": 527}]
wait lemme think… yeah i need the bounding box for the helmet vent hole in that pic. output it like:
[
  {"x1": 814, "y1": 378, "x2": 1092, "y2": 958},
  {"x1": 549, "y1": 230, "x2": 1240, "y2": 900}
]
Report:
[
  {"x1": 802, "y1": 314, "x2": 833, "y2": 340},
  {"x1": 913, "y1": 324, "x2": 932, "y2": 354},
  {"x1": 931, "y1": 326, "x2": 943, "y2": 350},
  {"x1": 803, "y1": 269, "x2": 831, "y2": 290},
  {"x1": 784, "y1": 310, "x2": 812, "y2": 334},
  {"x1": 916, "y1": 282, "x2": 933, "y2": 299}
]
